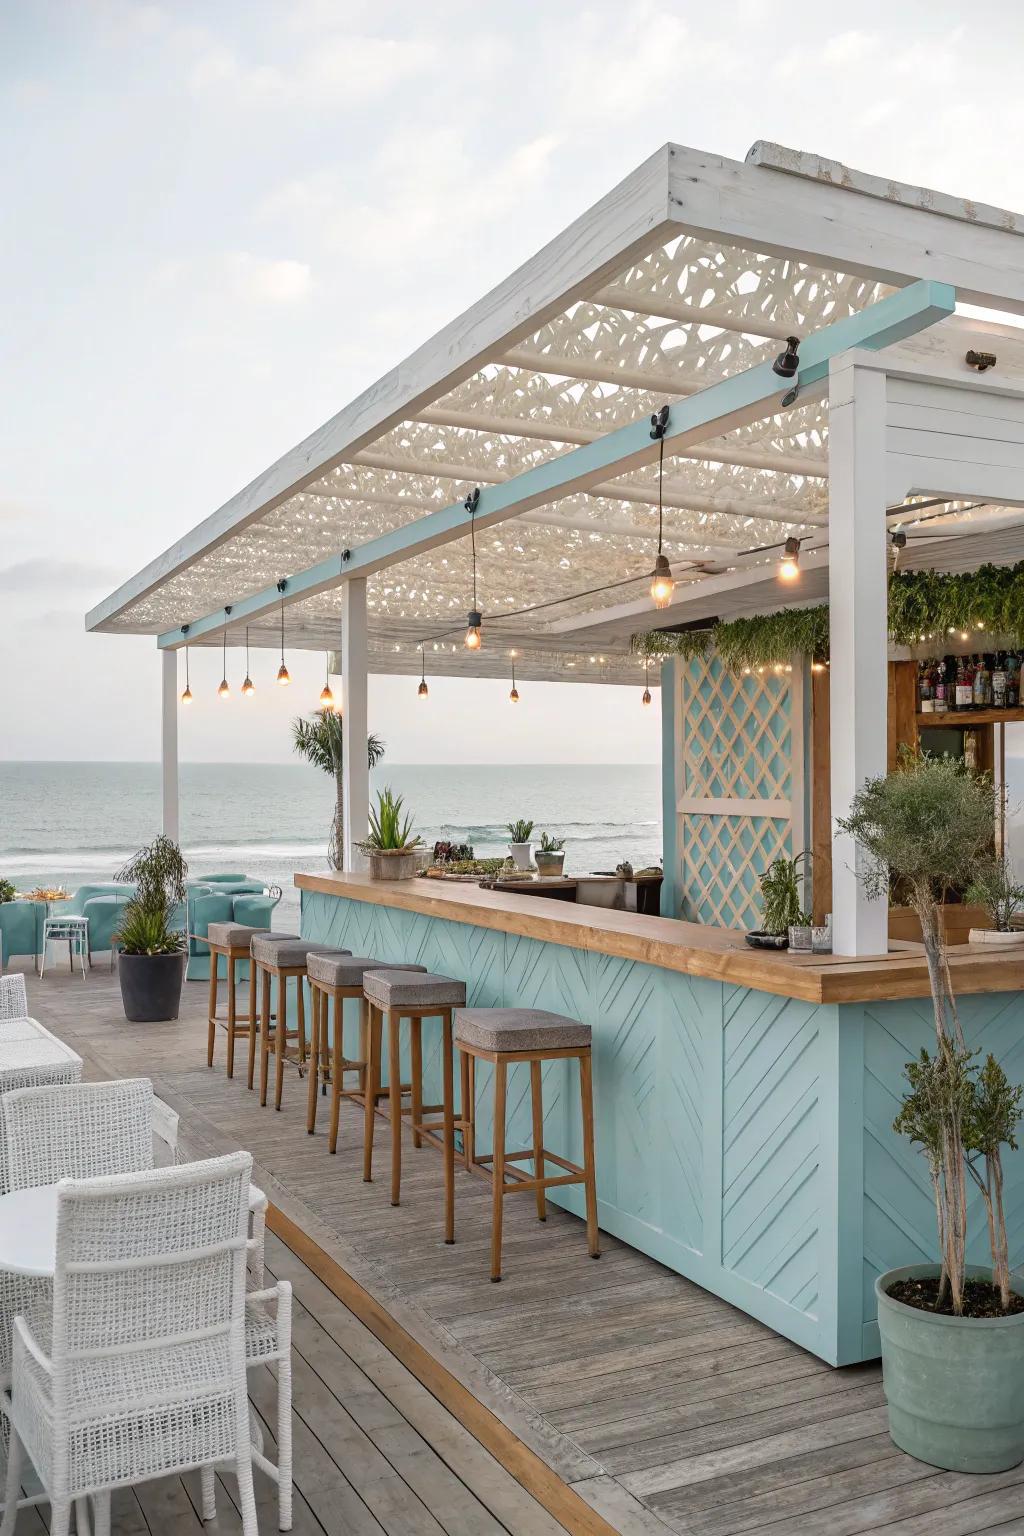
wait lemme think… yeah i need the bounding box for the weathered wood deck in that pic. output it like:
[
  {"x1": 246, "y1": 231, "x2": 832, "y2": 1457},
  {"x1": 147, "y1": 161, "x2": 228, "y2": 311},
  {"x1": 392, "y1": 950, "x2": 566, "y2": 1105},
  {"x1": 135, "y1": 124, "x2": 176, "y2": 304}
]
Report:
[{"x1": 14, "y1": 961, "x2": 1024, "y2": 1536}]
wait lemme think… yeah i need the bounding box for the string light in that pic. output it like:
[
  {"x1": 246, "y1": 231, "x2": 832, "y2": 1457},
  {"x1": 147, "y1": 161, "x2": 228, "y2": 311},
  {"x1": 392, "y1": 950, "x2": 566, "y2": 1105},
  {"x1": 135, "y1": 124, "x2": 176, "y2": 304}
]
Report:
[
  {"x1": 319, "y1": 653, "x2": 334, "y2": 710},
  {"x1": 180, "y1": 634, "x2": 192, "y2": 704},
  {"x1": 242, "y1": 626, "x2": 255, "y2": 697},
  {"x1": 417, "y1": 648, "x2": 429, "y2": 699},
  {"x1": 276, "y1": 580, "x2": 291, "y2": 685},
  {"x1": 217, "y1": 608, "x2": 231, "y2": 698},
  {"x1": 778, "y1": 536, "x2": 801, "y2": 582},
  {"x1": 649, "y1": 406, "x2": 675, "y2": 609},
  {"x1": 464, "y1": 488, "x2": 484, "y2": 649},
  {"x1": 509, "y1": 655, "x2": 519, "y2": 703}
]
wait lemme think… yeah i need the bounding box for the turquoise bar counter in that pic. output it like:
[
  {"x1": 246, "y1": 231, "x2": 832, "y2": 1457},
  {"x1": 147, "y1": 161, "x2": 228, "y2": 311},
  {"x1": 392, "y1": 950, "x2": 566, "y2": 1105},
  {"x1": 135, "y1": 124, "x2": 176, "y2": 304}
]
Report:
[{"x1": 297, "y1": 872, "x2": 1024, "y2": 1367}]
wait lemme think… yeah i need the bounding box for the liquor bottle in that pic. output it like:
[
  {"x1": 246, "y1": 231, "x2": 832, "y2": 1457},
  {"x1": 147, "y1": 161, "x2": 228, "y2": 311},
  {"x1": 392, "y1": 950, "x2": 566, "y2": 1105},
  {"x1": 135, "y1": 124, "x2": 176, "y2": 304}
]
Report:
[
  {"x1": 964, "y1": 730, "x2": 979, "y2": 772},
  {"x1": 919, "y1": 659, "x2": 933, "y2": 712},
  {"x1": 1009, "y1": 653, "x2": 1020, "y2": 709},
  {"x1": 993, "y1": 651, "x2": 1007, "y2": 709},
  {"x1": 934, "y1": 659, "x2": 948, "y2": 713},
  {"x1": 955, "y1": 656, "x2": 972, "y2": 711},
  {"x1": 973, "y1": 654, "x2": 989, "y2": 708}
]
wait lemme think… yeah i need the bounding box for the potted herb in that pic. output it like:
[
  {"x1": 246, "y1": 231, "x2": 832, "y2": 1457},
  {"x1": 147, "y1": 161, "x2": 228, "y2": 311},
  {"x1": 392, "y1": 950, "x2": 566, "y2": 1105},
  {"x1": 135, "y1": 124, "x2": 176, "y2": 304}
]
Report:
[
  {"x1": 0, "y1": 879, "x2": 15, "y2": 904},
  {"x1": 534, "y1": 833, "x2": 565, "y2": 878},
  {"x1": 506, "y1": 819, "x2": 535, "y2": 872},
  {"x1": 838, "y1": 752, "x2": 1024, "y2": 1472},
  {"x1": 361, "y1": 787, "x2": 424, "y2": 881},
  {"x1": 747, "y1": 853, "x2": 809, "y2": 950},
  {"x1": 966, "y1": 855, "x2": 1024, "y2": 947},
  {"x1": 113, "y1": 835, "x2": 188, "y2": 1022}
]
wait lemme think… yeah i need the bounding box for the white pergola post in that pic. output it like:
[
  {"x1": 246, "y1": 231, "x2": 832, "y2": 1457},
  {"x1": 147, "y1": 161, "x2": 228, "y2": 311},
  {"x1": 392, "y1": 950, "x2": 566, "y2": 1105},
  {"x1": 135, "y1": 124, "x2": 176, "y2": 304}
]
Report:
[
  {"x1": 341, "y1": 579, "x2": 369, "y2": 871},
  {"x1": 161, "y1": 647, "x2": 180, "y2": 843},
  {"x1": 828, "y1": 356, "x2": 889, "y2": 957}
]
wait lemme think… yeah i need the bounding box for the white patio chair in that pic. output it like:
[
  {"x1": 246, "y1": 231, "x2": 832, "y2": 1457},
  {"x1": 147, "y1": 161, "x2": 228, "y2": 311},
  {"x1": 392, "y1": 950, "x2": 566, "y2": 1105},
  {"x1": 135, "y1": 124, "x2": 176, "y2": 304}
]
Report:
[
  {"x1": 0, "y1": 1153, "x2": 259, "y2": 1536},
  {"x1": 0, "y1": 977, "x2": 27, "y2": 1023}
]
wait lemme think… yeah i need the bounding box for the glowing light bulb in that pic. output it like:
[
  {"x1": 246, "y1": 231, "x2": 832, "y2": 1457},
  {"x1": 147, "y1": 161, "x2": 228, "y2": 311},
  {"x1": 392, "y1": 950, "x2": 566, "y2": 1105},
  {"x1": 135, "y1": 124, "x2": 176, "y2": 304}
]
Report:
[
  {"x1": 417, "y1": 679, "x2": 429, "y2": 699},
  {"x1": 778, "y1": 536, "x2": 801, "y2": 583},
  {"x1": 510, "y1": 685, "x2": 520, "y2": 703},
  {"x1": 319, "y1": 684, "x2": 334, "y2": 710},
  {"x1": 242, "y1": 676, "x2": 255, "y2": 697},
  {"x1": 650, "y1": 553, "x2": 674, "y2": 609},
  {"x1": 642, "y1": 687, "x2": 652, "y2": 707},
  {"x1": 464, "y1": 609, "x2": 483, "y2": 650},
  {"x1": 180, "y1": 685, "x2": 193, "y2": 704},
  {"x1": 277, "y1": 662, "x2": 291, "y2": 686},
  {"x1": 218, "y1": 679, "x2": 230, "y2": 699}
]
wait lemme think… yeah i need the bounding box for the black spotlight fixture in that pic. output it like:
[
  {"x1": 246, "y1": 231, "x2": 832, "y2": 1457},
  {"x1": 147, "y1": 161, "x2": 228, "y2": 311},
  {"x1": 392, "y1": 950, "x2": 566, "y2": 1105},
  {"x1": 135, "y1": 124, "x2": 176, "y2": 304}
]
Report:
[
  {"x1": 890, "y1": 529, "x2": 907, "y2": 571},
  {"x1": 772, "y1": 336, "x2": 800, "y2": 378}
]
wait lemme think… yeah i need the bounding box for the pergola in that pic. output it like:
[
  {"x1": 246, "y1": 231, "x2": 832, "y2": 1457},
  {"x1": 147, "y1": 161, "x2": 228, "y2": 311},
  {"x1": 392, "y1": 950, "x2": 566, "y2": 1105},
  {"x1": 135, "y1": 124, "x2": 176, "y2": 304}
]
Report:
[{"x1": 87, "y1": 140, "x2": 1024, "y2": 955}]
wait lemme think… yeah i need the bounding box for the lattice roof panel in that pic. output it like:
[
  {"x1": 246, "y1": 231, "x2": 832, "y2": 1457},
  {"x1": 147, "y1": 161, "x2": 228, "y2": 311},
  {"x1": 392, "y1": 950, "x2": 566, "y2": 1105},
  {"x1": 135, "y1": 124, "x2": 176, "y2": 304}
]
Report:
[{"x1": 88, "y1": 141, "x2": 1024, "y2": 683}]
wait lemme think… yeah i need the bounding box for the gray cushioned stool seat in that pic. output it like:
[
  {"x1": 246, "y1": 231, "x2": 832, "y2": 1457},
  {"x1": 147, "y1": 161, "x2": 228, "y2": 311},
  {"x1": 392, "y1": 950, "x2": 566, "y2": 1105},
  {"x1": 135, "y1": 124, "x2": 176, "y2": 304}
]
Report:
[
  {"x1": 363, "y1": 969, "x2": 466, "y2": 1010},
  {"x1": 455, "y1": 1008, "x2": 591, "y2": 1053},
  {"x1": 207, "y1": 923, "x2": 289, "y2": 950},
  {"x1": 251, "y1": 935, "x2": 349, "y2": 968},
  {"x1": 307, "y1": 953, "x2": 427, "y2": 988}
]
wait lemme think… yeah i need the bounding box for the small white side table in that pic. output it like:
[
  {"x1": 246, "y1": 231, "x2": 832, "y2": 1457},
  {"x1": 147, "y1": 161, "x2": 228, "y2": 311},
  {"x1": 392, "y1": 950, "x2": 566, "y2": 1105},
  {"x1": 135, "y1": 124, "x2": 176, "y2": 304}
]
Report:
[{"x1": 40, "y1": 915, "x2": 90, "y2": 979}]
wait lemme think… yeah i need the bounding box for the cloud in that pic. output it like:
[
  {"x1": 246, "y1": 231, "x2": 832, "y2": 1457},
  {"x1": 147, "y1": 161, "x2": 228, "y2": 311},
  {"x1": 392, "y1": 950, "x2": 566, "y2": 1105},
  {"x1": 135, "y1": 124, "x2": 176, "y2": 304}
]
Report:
[
  {"x1": 224, "y1": 254, "x2": 312, "y2": 305},
  {"x1": 187, "y1": 32, "x2": 435, "y2": 106},
  {"x1": 0, "y1": 560, "x2": 122, "y2": 593}
]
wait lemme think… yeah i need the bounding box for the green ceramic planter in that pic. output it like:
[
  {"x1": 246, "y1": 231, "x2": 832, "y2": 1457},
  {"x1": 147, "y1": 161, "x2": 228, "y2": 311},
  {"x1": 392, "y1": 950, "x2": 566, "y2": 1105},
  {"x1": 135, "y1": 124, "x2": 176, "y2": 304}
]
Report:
[{"x1": 876, "y1": 1264, "x2": 1024, "y2": 1472}]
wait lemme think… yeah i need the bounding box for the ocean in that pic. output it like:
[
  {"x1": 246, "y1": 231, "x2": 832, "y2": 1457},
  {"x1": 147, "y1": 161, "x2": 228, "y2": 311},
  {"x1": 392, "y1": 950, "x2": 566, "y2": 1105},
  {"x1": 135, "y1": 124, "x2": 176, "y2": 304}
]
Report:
[{"x1": 0, "y1": 762, "x2": 662, "y2": 929}]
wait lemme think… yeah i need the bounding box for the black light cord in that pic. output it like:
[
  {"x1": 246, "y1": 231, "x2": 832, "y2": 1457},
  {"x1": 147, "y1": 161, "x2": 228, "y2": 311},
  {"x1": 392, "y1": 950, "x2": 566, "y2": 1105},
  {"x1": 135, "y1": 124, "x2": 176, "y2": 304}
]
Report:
[{"x1": 657, "y1": 435, "x2": 665, "y2": 557}]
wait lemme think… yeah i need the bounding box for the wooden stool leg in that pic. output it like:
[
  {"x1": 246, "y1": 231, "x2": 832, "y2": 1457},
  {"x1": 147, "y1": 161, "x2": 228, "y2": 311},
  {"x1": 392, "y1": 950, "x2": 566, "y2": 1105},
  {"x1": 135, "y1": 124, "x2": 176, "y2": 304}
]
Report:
[
  {"x1": 464, "y1": 1054, "x2": 476, "y2": 1166},
  {"x1": 491, "y1": 1059, "x2": 507, "y2": 1282},
  {"x1": 329, "y1": 995, "x2": 344, "y2": 1153},
  {"x1": 530, "y1": 1060, "x2": 547, "y2": 1222},
  {"x1": 443, "y1": 1013, "x2": 455, "y2": 1244},
  {"x1": 259, "y1": 968, "x2": 271, "y2": 1106},
  {"x1": 226, "y1": 956, "x2": 237, "y2": 1079},
  {"x1": 206, "y1": 958, "x2": 218, "y2": 1068},
  {"x1": 296, "y1": 975, "x2": 307, "y2": 1072},
  {"x1": 579, "y1": 1050, "x2": 600, "y2": 1259},
  {"x1": 247, "y1": 959, "x2": 258, "y2": 1090},
  {"x1": 410, "y1": 1018, "x2": 423, "y2": 1149},
  {"x1": 274, "y1": 974, "x2": 288, "y2": 1110},
  {"x1": 459, "y1": 1049, "x2": 471, "y2": 1167},
  {"x1": 363, "y1": 1004, "x2": 379, "y2": 1181},
  {"x1": 358, "y1": 997, "x2": 369, "y2": 1099},
  {"x1": 306, "y1": 987, "x2": 320, "y2": 1134},
  {"x1": 389, "y1": 1011, "x2": 403, "y2": 1206}
]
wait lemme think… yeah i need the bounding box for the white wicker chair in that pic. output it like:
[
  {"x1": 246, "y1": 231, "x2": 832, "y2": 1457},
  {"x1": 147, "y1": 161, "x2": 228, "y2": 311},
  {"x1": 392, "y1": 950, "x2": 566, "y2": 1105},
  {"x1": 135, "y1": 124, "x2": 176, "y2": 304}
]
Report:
[
  {"x1": 0, "y1": 1153, "x2": 258, "y2": 1536},
  {"x1": 0, "y1": 977, "x2": 27, "y2": 1023},
  {"x1": 3, "y1": 1077, "x2": 154, "y2": 1190}
]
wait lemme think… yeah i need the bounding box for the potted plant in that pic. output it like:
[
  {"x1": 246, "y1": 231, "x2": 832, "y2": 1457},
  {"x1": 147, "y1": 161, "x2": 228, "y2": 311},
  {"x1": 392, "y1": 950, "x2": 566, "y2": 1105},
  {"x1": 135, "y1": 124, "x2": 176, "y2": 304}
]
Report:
[
  {"x1": 361, "y1": 787, "x2": 424, "y2": 881},
  {"x1": 747, "y1": 852, "x2": 809, "y2": 949},
  {"x1": 966, "y1": 855, "x2": 1024, "y2": 947},
  {"x1": 534, "y1": 833, "x2": 565, "y2": 878},
  {"x1": 506, "y1": 819, "x2": 535, "y2": 873},
  {"x1": 838, "y1": 751, "x2": 1024, "y2": 1472},
  {"x1": 0, "y1": 879, "x2": 15, "y2": 904},
  {"x1": 113, "y1": 835, "x2": 189, "y2": 1022}
]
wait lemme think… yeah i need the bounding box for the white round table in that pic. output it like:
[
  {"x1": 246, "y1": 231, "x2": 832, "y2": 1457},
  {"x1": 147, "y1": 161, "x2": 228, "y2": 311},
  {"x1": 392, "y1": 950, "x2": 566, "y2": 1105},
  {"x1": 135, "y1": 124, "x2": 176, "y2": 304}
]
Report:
[{"x1": 0, "y1": 1180, "x2": 266, "y2": 1277}]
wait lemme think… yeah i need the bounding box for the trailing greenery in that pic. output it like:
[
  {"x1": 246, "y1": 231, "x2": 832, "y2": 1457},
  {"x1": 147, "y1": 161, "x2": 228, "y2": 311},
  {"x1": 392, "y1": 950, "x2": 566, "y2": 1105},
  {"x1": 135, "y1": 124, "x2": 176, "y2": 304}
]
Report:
[
  {"x1": 758, "y1": 853, "x2": 810, "y2": 936},
  {"x1": 837, "y1": 750, "x2": 1023, "y2": 1315},
  {"x1": 539, "y1": 832, "x2": 565, "y2": 853},
  {"x1": 506, "y1": 819, "x2": 534, "y2": 844},
  {"x1": 0, "y1": 879, "x2": 15, "y2": 904},
  {"x1": 632, "y1": 562, "x2": 1024, "y2": 673},
  {"x1": 291, "y1": 709, "x2": 386, "y2": 870},
  {"x1": 966, "y1": 855, "x2": 1024, "y2": 933},
  {"x1": 362, "y1": 787, "x2": 422, "y2": 853}
]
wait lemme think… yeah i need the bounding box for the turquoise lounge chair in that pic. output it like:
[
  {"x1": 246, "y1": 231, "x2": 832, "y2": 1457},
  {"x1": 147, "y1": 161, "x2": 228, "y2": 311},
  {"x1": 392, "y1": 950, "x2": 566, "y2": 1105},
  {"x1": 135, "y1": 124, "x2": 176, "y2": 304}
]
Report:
[{"x1": 0, "y1": 901, "x2": 46, "y2": 972}]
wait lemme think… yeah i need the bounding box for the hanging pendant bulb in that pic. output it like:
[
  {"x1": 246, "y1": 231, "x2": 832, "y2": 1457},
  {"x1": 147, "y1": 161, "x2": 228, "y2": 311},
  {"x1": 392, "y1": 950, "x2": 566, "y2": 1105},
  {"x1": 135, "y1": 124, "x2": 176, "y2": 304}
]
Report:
[
  {"x1": 218, "y1": 614, "x2": 230, "y2": 699},
  {"x1": 642, "y1": 659, "x2": 652, "y2": 707},
  {"x1": 509, "y1": 657, "x2": 519, "y2": 703},
  {"x1": 242, "y1": 626, "x2": 255, "y2": 697},
  {"x1": 319, "y1": 652, "x2": 334, "y2": 710},
  {"x1": 276, "y1": 581, "x2": 291, "y2": 685},
  {"x1": 417, "y1": 649, "x2": 429, "y2": 699},
  {"x1": 778, "y1": 536, "x2": 801, "y2": 583},
  {"x1": 463, "y1": 488, "x2": 484, "y2": 649},
  {"x1": 648, "y1": 410, "x2": 674, "y2": 609},
  {"x1": 180, "y1": 640, "x2": 193, "y2": 704},
  {"x1": 465, "y1": 609, "x2": 483, "y2": 650}
]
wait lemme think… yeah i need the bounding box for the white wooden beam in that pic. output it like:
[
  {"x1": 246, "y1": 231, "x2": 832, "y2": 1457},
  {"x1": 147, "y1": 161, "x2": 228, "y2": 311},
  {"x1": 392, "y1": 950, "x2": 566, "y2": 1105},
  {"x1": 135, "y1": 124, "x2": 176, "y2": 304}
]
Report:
[
  {"x1": 341, "y1": 580, "x2": 369, "y2": 872},
  {"x1": 590, "y1": 284, "x2": 794, "y2": 341},
  {"x1": 161, "y1": 648, "x2": 180, "y2": 844},
  {"x1": 828, "y1": 358, "x2": 890, "y2": 958},
  {"x1": 500, "y1": 347, "x2": 725, "y2": 396}
]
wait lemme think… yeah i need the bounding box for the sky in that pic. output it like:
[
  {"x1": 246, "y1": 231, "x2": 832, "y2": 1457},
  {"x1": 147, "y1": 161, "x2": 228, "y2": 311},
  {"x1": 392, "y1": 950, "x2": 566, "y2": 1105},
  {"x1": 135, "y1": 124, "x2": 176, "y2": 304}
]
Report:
[{"x1": 3, "y1": 0, "x2": 1024, "y2": 764}]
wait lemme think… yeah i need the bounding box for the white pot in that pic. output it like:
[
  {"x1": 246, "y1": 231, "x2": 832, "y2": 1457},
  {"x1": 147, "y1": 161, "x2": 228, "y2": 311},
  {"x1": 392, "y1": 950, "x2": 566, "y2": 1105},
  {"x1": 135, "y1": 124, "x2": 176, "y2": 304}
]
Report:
[
  {"x1": 508, "y1": 842, "x2": 534, "y2": 872},
  {"x1": 968, "y1": 927, "x2": 1024, "y2": 947}
]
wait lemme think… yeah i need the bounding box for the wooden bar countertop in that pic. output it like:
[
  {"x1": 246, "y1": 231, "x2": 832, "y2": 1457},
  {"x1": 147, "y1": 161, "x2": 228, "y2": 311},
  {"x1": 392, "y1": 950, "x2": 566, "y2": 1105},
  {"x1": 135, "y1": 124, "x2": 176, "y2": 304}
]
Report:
[{"x1": 295, "y1": 871, "x2": 1024, "y2": 1006}]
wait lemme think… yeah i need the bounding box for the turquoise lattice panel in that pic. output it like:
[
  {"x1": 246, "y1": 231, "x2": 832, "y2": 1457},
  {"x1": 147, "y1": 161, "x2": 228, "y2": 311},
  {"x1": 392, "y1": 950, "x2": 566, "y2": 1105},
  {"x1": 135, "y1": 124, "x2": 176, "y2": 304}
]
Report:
[
  {"x1": 683, "y1": 657, "x2": 792, "y2": 802},
  {"x1": 683, "y1": 814, "x2": 792, "y2": 929}
]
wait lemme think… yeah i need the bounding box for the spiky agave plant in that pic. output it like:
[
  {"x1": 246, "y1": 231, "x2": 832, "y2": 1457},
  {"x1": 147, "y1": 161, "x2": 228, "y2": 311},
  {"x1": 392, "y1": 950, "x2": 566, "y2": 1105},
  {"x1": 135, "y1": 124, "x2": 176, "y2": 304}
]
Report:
[
  {"x1": 291, "y1": 710, "x2": 386, "y2": 870},
  {"x1": 362, "y1": 787, "x2": 422, "y2": 852}
]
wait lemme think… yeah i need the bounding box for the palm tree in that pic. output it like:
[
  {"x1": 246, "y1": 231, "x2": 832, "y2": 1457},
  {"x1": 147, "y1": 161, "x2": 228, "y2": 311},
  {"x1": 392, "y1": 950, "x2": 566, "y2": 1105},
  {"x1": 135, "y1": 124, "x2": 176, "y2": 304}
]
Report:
[{"x1": 292, "y1": 709, "x2": 386, "y2": 870}]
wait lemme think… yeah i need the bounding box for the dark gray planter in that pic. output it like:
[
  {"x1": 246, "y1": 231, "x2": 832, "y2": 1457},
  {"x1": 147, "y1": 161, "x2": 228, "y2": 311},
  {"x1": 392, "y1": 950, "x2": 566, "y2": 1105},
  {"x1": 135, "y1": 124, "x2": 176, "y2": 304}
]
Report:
[
  {"x1": 117, "y1": 952, "x2": 186, "y2": 1022},
  {"x1": 876, "y1": 1263, "x2": 1024, "y2": 1472}
]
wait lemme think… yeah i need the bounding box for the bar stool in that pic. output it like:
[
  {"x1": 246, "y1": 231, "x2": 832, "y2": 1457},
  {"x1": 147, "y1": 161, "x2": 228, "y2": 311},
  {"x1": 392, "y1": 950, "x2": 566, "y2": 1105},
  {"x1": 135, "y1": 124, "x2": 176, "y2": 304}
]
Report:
[
  {"x1": 305, "y1": 954, "x2": 427, "y2": 1151},
  {"x1": 250, "y1": 936, "x2": 350, "y2": 1110},
  {"x1": 205, "y1": 924, "x2": 295, "y2": 1085},
  {"x1": 449, "y1": 1008, "x2": 599, "y2": 1281},
  {"x1": 361, "y1": 969, "x2": 468, "y2": 1212}
]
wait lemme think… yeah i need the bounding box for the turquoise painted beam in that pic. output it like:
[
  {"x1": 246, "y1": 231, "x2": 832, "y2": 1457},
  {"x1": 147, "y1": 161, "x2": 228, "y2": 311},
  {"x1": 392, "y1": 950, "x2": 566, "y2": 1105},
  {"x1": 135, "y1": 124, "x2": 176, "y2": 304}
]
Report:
[{"x1": 159, "y1": 280, "x2": 954, "y2": 648}]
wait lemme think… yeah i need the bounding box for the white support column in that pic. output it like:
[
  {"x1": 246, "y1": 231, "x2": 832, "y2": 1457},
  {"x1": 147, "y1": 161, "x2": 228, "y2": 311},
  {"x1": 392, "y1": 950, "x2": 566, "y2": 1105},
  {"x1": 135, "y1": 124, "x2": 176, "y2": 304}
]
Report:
[
  {"x1": 341, "y1": 579, "x2": 369, "y2": 871},
  {"x1": 161, "y1": 647, "x2": 180, "y2": 844},
  {"x1": 828, "y1": 357, "x2": 889, "y2": 957}
]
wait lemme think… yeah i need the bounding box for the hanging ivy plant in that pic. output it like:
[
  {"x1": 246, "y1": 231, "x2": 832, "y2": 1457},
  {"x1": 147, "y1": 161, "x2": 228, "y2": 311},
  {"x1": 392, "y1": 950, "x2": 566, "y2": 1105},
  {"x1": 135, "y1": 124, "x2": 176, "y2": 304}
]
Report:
[{"x1": 633, "y1": 563, "x2": 1024, "y2": 673}]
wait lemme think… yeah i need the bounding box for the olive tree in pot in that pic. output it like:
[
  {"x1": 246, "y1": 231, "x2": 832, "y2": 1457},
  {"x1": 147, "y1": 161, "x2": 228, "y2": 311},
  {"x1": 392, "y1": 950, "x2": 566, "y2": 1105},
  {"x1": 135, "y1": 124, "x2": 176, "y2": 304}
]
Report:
[
  {"x1": 114, "y1": 835, "x2": 189, "y2": 1022},
  {"x1": 838, "y1": 751, "x2": 1024, "y2": 1472}
]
